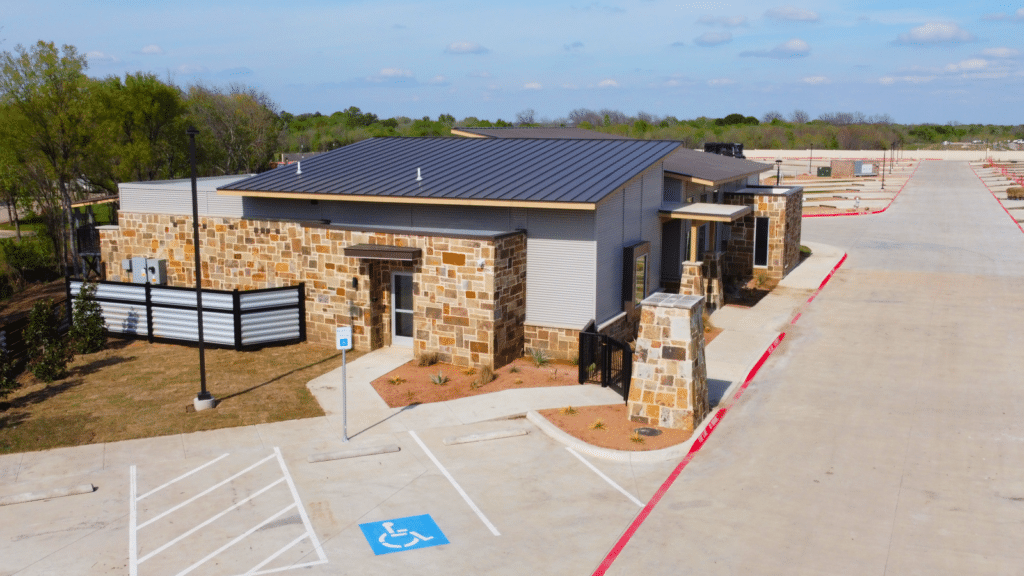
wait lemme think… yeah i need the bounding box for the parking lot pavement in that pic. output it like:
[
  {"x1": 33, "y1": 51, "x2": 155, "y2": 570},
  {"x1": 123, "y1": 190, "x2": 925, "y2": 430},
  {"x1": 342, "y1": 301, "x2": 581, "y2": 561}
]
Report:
[{"x1": 1, "y1": 413, "x2": 686, "y2": 576}]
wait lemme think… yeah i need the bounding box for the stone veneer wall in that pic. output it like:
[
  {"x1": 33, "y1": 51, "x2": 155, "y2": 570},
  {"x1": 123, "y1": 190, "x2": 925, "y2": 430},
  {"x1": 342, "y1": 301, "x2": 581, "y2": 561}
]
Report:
[
  {"x1": 722, "y1": 190, "x2": 803, "y2": 281},
  {"x1": 100, "y1": 212, "x2": 526, "y2": 369},
  {"x1": 627, "y1": 293, "x2": 708, "y2": 430},
  {"x1": 524, "y1": 310, "x2": 639, "y2": 363},
  {"x1": 830, "y1": 159, "x2": 856, "y2": 178}
]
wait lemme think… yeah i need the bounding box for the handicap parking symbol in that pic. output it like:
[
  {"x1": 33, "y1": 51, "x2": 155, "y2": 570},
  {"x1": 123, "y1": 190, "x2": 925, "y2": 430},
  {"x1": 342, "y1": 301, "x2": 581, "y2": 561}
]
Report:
[{"x1": 359, "y1": 514, "x2": 449, "y2": 555}]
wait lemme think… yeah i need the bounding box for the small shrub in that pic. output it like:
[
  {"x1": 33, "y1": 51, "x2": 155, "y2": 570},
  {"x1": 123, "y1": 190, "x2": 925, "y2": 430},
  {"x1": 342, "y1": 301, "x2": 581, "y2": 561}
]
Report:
[
  {"x1": 405, "y1": 390, "x2": 416, "y2": 402},
  {"x1": 559, "y1": 405, "x2": 578, "y2": 415},
  {"x1": 69, "y1": 282, "x2": 107, "y2": 354},
  {"x1": 388, "y1": 376, "x2": 406, "y2": 386},
  {"x1": 702, "y1": 310, "x2": 715, "y2": 334},
  {"x1": 473, "y1": 365, "x2": 495, "y2": 388},
  {"x1": 462, "y1": 367, "x2": 477, "y2": 376},
  {"x1": 429, "y1": 370, "x2": 449, "y2": 386},
  {"x1": 548, "y1": 368, "x2": 560, "y2": 381},
  {"x1": 587, "y1": 362, "x2": 598, "y2": 379},
  {"x1": 589, "y1": 419, "x2": 607, "y2": 431},
  {"x1": 800, "y1": 245, "x2": 813, "y2": 255},
  {"x1": 25, "y1": 299, "x2": 74, "y2": 382},
  {"x1": 0, "y1": 238, "x2": 57, "y2": 284},
  {"x1": 754, "y1": 270, "x2": 770, "y2": 288},
  {"x1": 508, "y1": 365, "x2": 520, "y2": 373},
  {"x1": 513, "y1": 378, "x2": 523, "y2": 385},
  {"x1": 417, "y1": 351, "x2": 440, "y2": 367},
  {"x1": 630, "y1": 431, "x2": 645, "y2": 444},
  {"x1": 569, "y1": 354, "x2": 579, "y2": 366},
  {"x1": 529, "y1": 348, "x2": 549, "y2": 368},
  {"x1": 0, "y1": 347, "x2": 18, "y2": 399}
]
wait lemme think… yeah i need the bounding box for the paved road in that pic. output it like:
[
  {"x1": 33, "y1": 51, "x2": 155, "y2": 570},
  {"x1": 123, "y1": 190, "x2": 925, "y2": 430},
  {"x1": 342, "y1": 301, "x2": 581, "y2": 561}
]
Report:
[{"x1": 603, "y1": 161, "x2": 1024, "y2": 575}]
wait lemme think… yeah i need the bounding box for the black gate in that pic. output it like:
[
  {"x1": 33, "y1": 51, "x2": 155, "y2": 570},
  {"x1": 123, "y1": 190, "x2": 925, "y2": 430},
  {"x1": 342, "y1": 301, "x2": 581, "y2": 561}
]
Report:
[{"x1": 578, "y1": 320, "x2": 632, "y2": 402}]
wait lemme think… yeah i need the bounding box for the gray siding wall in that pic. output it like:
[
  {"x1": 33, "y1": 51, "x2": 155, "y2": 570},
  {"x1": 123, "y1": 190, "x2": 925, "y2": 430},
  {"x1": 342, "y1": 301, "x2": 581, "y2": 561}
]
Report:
[
  {"x1": 523, "y1": 209, "x2": 595, "y2": 328},
  {"x1": 595, "y1": 187, "x2": 625, "y2": 324},
  {"x1": 641, "y1": 168, "x2": 663, "y2": 292},
  {"x1": 120, "y1": 184, "x2": 244, "y2": 217}
]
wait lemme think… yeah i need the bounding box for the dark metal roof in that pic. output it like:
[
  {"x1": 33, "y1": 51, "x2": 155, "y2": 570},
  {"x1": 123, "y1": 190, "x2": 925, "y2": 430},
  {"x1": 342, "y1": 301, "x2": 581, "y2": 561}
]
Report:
[
  {"x1": 451, "y1": 127, "x2": 632, "y2": 140},
  {"x1": 219, "y1": 137, "x2": 682, "y2": 205},
  {"x1": 663, "y1": 148, "x2": 771, "y2": 184}
]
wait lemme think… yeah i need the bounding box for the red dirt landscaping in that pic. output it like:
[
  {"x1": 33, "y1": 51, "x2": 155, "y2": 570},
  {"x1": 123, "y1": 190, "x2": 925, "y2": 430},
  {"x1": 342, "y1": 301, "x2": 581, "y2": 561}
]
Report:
[
  {"x1": 537, "y1": 404, "x2": 693, "y2": 451},
  {"x1": 371, "y1": 357, "x2": 579, "y2": 408}
]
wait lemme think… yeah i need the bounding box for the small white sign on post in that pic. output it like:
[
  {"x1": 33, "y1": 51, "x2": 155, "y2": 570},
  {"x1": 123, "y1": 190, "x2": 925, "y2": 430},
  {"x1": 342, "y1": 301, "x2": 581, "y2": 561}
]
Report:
[
  {"x1": 337, "y1": 326, "x2": 353, "y2": 351},
  {"x1": 336, "y1": 326, "x2": 353, "y2": 441}
]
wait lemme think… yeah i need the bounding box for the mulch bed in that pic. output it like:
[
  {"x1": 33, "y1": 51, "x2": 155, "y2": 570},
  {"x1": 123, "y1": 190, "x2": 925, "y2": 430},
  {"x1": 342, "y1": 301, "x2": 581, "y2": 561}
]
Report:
[{"x1": 370, "y1": 357, "x2": 580, "y2": 408}]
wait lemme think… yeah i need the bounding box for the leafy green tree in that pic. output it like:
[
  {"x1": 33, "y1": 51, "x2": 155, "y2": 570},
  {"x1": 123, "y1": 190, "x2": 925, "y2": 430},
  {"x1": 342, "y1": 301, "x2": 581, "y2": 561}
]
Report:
[
  {"x1": 0, "y1": 41, "x2": 99, "y2": 273},
  {"x1": 69, "y1": 282, "x2": 106, "y2": 354},
  {"x1": 0, "y1": 346, "x2": 17, "y2": 399},
  {"x1": 185, "y1": 82, "x2": 281, "y2": 174}
]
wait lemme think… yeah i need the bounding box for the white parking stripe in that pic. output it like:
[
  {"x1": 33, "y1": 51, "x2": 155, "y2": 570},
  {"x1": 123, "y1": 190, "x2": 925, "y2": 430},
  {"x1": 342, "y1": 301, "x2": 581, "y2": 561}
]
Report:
[
  {"x1": 565, "y1": 448, "x2": 644, "y2": 508},
  {"x1": 137, "y1": 453, "x2": 229, "y2": 501},
  {"x1": 408, "y1": 430, "x2": 501, "y2": 536},
  {"x1": 139, "y1": 478, "x2": 287, "y2": 563},
  {"x1": 243, "y1": 532, "x2": 310, "y2": 575},
  {"x1": 129, "y1": 465, "x2": 138, "y2": 576},
  {"x1": 138, "y1": 453, "x2": 277, "y2": 529},
  {"x1": 273, "y1": 447, "x2": 328, "y2": 564},
  {"x1": 172, "y1": 503, "x2": 297, "y2": 576}
]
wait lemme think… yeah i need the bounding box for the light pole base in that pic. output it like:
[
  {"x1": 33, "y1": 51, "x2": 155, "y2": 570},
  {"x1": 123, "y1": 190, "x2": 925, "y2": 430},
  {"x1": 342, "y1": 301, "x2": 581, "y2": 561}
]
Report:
[{"x1": 194, "y1": 396, "x2": 217, "y2": 411}]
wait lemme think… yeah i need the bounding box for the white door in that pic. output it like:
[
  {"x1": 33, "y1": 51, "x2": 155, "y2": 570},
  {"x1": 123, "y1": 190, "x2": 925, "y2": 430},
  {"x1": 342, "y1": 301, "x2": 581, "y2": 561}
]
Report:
[{"x1": 391, "y1": 272, "x2": 414, "y2": 347}]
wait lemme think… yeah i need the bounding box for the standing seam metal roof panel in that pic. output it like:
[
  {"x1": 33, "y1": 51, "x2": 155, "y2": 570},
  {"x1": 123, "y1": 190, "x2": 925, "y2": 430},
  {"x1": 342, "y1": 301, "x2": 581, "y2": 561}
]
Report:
[{"x1": 219, "y1": 138, "x2": 681, "y2": 205}]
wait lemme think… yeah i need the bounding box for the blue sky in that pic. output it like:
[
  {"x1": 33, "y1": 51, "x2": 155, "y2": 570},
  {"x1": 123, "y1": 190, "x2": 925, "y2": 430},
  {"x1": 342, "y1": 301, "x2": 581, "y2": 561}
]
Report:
[{"x1": 2, "y1": 0, "x2": 1023, "y2": 124}]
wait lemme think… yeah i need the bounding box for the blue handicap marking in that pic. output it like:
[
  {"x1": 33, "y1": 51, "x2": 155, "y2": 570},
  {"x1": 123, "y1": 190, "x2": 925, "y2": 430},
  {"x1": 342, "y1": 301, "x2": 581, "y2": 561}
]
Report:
[{"x1": 359, "y1": 514, "x2": 449, "y2": 555}]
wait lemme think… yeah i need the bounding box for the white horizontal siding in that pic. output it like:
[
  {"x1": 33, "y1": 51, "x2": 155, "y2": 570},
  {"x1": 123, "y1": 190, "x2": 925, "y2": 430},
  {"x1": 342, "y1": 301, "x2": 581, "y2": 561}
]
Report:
[
  {"x1": 119, "y1": 182, "x2": 244, "y2": 218},
  {"x1": 524, "y1": 209, "x2": 594, "y2": 328}
]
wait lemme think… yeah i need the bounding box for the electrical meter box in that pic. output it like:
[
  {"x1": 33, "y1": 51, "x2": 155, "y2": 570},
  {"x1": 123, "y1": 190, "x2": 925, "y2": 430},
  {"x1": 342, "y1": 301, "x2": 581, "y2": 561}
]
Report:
[{"x1": 126, "y1": 257, "x2": 168, "y2": 285}]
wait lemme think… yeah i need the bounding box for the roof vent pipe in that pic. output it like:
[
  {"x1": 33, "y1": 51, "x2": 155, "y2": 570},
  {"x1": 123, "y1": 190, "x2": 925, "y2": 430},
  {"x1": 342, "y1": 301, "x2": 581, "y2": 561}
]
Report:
[
  {"x1": 296, "y1": 161, "x2": 302, "y2": 175},
  {"x1": 416, "y1": 167, "x2": 422, "y2": 182}
]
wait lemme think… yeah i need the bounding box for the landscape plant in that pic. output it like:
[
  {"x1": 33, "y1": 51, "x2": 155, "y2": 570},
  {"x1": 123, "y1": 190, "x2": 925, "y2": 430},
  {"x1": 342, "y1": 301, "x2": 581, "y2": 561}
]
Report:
[
  {"x1": 69, "y1": 282, "x2": 106, "y2": 354},
  {"x1": 529, "y1": 348, "x2": 549, "y2": 368},
  {"x1": 24, "y1": 298, "x2": 74, "y2": 382},
  {"x1": 429, "y1": 370, "x2": 449, "y2": 386}
]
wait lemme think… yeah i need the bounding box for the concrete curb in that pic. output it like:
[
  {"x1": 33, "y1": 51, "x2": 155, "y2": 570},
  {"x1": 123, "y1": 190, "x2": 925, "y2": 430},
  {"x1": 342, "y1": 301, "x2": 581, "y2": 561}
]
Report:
[
  {"x1": 526, "y1": 411, "x2": 695, "y2": 463},
  {"x1": 0, "y1": 483, "x2": 96, "y2": 506},
  {"x1": 307, "y1": 444, "x2": 400, "y2": 463},
  {"x1": 443, "y1": 429, "x2": 528, "y2": 445},
  {"x1": 803, "y1": 161, "x2": 920, "y2": 218}
]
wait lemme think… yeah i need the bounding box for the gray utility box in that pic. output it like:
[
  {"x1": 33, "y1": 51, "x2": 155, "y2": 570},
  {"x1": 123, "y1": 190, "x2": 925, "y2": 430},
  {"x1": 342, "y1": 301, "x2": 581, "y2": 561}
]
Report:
[
  {"x1": 855, "y1": 161, "x2": 877, "y2": 176},
  {"x1": 122, "y1": 257, "x2": 168, "y2": 285}
]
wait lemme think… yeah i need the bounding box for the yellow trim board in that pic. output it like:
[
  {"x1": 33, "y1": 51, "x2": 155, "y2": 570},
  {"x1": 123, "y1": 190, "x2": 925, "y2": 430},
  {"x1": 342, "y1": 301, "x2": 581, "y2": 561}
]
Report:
[
  {"x1": 217, "y1": 189, "x2": 596, "y2": 210},
  {"x1": 449, "y1": 129, "x2": 490, "y2": 138}
]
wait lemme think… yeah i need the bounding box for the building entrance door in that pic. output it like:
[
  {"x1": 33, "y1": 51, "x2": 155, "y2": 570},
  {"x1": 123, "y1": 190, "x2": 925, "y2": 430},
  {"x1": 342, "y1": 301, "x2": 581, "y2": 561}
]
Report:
[{"x1": 391, "y1": 272, "x2": 414, "y2": 347}]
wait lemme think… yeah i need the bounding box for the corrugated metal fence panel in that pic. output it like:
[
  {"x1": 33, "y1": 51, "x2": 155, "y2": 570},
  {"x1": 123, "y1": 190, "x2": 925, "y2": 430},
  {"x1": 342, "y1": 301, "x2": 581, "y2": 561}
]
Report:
[
  {"x1": 150, "y1": 288, "x2": 234, "y2": 310},
  {"x1": 97, "y1": 301, "x2": 149, "y2": 336},
  {"x1": 151, "y1": 308, "x2": 236, "y2": 345},
  {"x1": 239, "y1": 289, "x2": 300, "y2": 311},
  {"x1": 523, "y1": 208, "x2": 595, "y2": 327},
  {"x1": 595, "y1": 189, "x2": 625, "y2": 323},
  {"x1": 240, "y1": 309, "x2": 301, "y2": 345}
]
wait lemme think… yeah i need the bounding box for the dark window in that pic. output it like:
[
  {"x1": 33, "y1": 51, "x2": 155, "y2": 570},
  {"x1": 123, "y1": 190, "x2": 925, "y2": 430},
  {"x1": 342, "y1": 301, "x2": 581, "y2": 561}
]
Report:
[
  {"x1": 754, "y1": 217, "x2": 769, "y2": 267},
  {"x1": 622, "y1": 241, "x2": 651, "y2": 312}
]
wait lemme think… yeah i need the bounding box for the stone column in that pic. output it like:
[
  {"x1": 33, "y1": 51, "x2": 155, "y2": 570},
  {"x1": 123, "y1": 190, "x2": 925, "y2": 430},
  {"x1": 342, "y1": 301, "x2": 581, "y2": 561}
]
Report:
[
  {"x1": 679, "y1": 261, "x2": 704, "y2": 298},
  {"x1": 702, "y1": 252, "x2": 724, "y2": 311},
  {"x1": 627, "y1": 293, "x2": 709, "y2": 431}
]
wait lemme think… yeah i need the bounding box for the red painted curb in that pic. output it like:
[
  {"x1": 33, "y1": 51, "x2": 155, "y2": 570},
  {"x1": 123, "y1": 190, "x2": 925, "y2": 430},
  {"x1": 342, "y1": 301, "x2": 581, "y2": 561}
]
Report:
[
  {"x1": 803, "y1": 161, "x2": 920, "y2": 218},
  {"x1": 969, "y1": 164, "x2": 1024, "y2": 235},
  {"x1": 592, "y1": 252, "x2": 849, "y2": 575}
]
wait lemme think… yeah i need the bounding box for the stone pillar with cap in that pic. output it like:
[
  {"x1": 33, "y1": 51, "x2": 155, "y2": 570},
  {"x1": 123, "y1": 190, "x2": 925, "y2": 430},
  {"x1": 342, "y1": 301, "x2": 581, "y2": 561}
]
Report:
[{"x1": 627, "y1": 292, "x2": 709, "y2": 431}]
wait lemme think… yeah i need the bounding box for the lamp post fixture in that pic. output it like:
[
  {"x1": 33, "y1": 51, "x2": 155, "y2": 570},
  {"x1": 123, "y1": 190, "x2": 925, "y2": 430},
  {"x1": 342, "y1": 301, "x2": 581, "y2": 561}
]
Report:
[
  {"x1": 891, "y1": 141, "x2": 897, "y2": 174},
  {"x1": 188, "y1": 127, "x2": 215, "y2": 411},
  {"x1": 881, "y1": 147, "x2": 886, "y2": 190},
  {"x1": 808, "y1": 145, "x2": 813, "y2": 174},
  {"x1": 776, "y1": 159, "x2": 783, "y2": 185}
]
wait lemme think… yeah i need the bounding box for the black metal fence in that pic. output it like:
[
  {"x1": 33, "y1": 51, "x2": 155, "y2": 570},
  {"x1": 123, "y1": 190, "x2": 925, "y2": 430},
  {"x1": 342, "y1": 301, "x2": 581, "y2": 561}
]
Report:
[
  {"x1": 66, "y1": 279, "x2": 306, "y2": 351},
  {"x1": 578, "y1": 320, "x2": 632, "y2": 402}
]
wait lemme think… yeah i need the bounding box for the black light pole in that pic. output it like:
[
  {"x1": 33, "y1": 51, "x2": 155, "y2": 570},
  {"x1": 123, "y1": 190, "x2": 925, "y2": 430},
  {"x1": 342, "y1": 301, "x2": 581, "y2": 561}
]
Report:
[
  {"x1": 776, "y1": 159, "x2": 783, "y2": 185},
  {"x1": 188, "y1": 127, "x2": 214, "y2": 410},
  {"x1": 881, "y1": 147, "x2": 886, "y2": 190},
  {"x1": 808, "y1": 145, "x2": 813, "y2": 174},
  {"x1": 891, "y1": 141, "x2": 896, "y2": 173}
]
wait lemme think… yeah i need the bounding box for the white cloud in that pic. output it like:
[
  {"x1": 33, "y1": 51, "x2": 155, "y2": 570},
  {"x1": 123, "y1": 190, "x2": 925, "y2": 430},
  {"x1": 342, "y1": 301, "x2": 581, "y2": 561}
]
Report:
[
  {"x1": 894, "y1": 22, "x2": 975, "y2": 45},
  {"x1": 981, "y1": 47, "x2": 1019, "y2": 58},
  {"x1": 740, "y1": 38, "x2": 810, "y2": 58},
  {"x1": 694, "y1": 32, "x2": 732, "y2": 47},
  {"x1": 598, "y1": 79, "x2": 620, "y2": 88},
  {"x1": 380, "y1": 68, "x2": 413, "y2": 78},
  {"x1": 86, "y1": 50, "x2": 118, "y2": 63},
  {"x1": 765, "y1": 7, "x2": 819, "y2": 22},
  {"x1": 982, "y1": 8, "x2": 1024, "y2": 21},
  {"x1": 707, "y1": 78, "x2": 736, "y2": 86},
  {"x1": 524, "y1": 82, "x2": 542, "y2": 90},
  {"x1": 878, "y1": 75, "x2": 935, "y2": 85},
  {"x1": 176, "y1": 64, "x2": 206, "y2": 74},
  {"x1": 697, "y1": 15, "x2": 747, "y2": 27},
  {"x1": 564, "y1": 41, "x2": 584, "y2": 52},
  {"x1": 802, "y1": 76, "x2": 829, "y2": 84},
  {"x1": 141, "y1": 44, "x2": 163, "y2": 55},
  {"x1": 445, "y1": 41, "x2": 489, "y2": 54},
  {"x1": 944, "y1": 59, "x2": 988, "y2": 73},
  {"x1": 427, "y1": 75, "x2": 448, "y2": 85}
]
